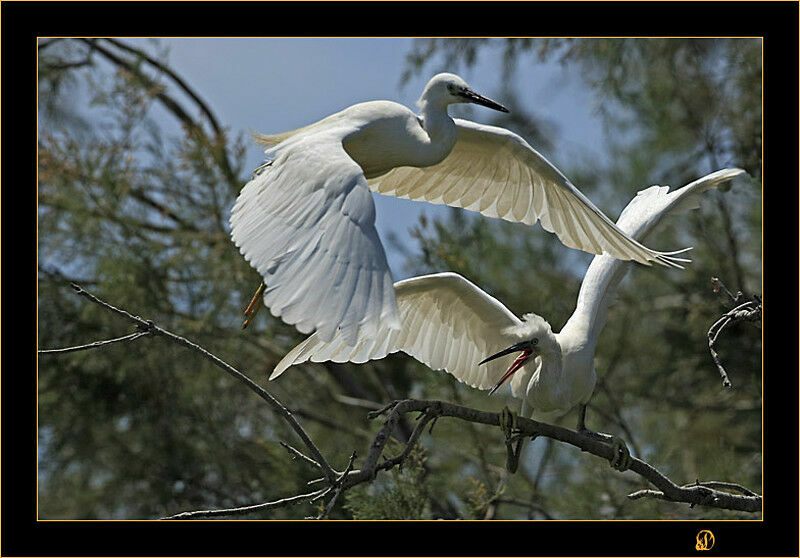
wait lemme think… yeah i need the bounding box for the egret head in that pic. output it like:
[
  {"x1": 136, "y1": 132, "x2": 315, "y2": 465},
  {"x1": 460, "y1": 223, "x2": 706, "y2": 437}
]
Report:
[
  {"x1": 480, "y1": 313, "x2": 556, "y2": 395},
  {"x1": 418, "y1": 73, "x2": 509, "y2": 113}
]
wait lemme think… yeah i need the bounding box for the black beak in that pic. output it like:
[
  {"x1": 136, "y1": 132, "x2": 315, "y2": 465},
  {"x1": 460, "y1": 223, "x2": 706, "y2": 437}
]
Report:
[
  {"x1": 460, "y1": 88, "x2": 510, "y2": 113},
  {"x1": 480, "y1": 341, "x2": 535, "y2": 396},
  {"x1": 478, "y1": 341, "x2": 530, "y2": 366}
]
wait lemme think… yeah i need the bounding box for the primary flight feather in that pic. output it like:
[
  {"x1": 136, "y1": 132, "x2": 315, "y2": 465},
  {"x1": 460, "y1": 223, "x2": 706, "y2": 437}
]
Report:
[{"x1": 231, "y1": 73, "x2": 688, "y2": 346}]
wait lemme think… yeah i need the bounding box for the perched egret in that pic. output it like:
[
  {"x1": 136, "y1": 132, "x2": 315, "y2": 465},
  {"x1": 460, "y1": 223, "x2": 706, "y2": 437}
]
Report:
[
  {"x1": 231, "y1": 73, "x2": 688, "y2": 345},
  {"x1": 271, "y1": 168, "x2": 745, "y2": 471}
]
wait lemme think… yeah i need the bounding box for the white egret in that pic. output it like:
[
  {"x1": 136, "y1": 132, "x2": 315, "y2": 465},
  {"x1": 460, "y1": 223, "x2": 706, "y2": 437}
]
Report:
[
  {"x1": 231, "y1": 73, "x2": 688, "y2": 345},
  {"x1": 270, "y1": 168, "x2": 745, "y2": 471}
]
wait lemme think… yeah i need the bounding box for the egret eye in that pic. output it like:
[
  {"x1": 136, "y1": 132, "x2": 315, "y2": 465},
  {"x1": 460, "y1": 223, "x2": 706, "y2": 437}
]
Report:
[{"x1": 532, "y1": 338, "x2": 539, "y2": 345}]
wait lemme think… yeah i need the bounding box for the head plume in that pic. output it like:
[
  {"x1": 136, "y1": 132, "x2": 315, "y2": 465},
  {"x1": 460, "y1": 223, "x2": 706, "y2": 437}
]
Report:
[{"x1": 503, "y1": 313, "x2": 553, "y2": 341}]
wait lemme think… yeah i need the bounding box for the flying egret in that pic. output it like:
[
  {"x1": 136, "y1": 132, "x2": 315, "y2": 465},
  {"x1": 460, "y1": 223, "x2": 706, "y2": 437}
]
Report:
[
  {"x1": 231, "y1": 72, "x2": 689, "y2": 345},
  {"x1": 270, "y1": 168, "x2": 745, "y2": 471}
]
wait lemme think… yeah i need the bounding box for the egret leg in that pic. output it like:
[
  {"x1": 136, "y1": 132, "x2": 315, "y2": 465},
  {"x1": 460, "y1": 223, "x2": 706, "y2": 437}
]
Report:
[
  {"x1": 576, "y1": 404, "x2": 632, "y2": 472},
  {"x1": 499, "y1": 406, "x2": 525, "y2": 474},
  {"x1": 242, "y1": 283, "x2": 266, "y2": 329}
]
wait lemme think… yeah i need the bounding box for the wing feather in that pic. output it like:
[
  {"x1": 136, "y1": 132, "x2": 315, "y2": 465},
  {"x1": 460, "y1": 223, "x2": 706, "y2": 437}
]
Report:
[
  {"x1": 496, "y1": 155, "x2": 520, "y2": 219},
  {"x1": 563, "y1": 168, "x2": 746, "y2": 345},
  {"x1": 271, "y1": 272, "x2": 524, "y2": 390},
  {"x1": 510, "y1": 159, "x2": 531, "y2": 222},
  {"x1": 230, "y1": 129, "x2": 399, "y2": 345},
  {"x1": 368, "y1": 119, "x2": 686, "y2": 267}
]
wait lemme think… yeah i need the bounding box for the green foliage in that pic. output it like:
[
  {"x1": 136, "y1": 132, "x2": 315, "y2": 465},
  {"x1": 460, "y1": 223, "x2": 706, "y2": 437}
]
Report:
[{"x1": 344, "y1": 446, "x2": 430, "y2": 520}]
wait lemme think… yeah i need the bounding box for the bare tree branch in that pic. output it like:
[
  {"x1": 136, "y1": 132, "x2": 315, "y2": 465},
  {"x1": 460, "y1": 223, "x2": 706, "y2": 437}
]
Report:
[
  {"x1": 316, "y1": 451, "x2": 357, "y2": 520},
  {"x1": 100, "y1": 38, "x2": 225, "y2": 137},
  {"x1": 48, "y1": 284, "x2": 762, "y2": 518},
  {"x1": 708, "y1": 277, "x2": 762, "y2": 387},
  {"x1": 38, "y1": 330, "x2": 150, "y2": 354},
  {"x1": 66, "y1": 283, "x2": 339, "y2": 486},
  {"x1": 160, "y1": 489, "x2": 327, "y2": 520},
  {"x1": 279, "y1": 441, "x2": 322, "y2": 471},
  {"x1": 359, "y1": 400, "x2": 762, "y2": 514},
  {"x1": 73, "y1": 38, "x2": 239, "y2": 190}
]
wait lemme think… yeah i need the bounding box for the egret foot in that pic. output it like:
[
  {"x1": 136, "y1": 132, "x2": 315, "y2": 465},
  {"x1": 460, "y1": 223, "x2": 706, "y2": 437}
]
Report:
[
  {"x1": 499, "y1": 406, "x2": 517, "y2": 439},
  {"x1": 242, "y1": 283, "x2": 266, "y2": 329},
  {"x1": 576, "y1": 404, "x2": 631, "y2": 471},
  {"x1": 608, "y1": 434, "x2": 632, "y2": 472},
  {"x1": 499, "y1": 406, "x2": 524, "y2": 474},
  {"x1": 578, "y1": 428, "x2": 632, "y2": 472}
]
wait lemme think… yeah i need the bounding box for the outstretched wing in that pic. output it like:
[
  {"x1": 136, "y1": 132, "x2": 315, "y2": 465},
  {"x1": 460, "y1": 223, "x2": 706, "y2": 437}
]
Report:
[
  {"x1": 230, "y1": 128, "x2": 399, "y2": 346},
  {"x1": 271, "y1": 272, "x2": 523, "y2": 390},
  {"x1": 369, "y1": 118, "x2": 686, "y2": 268},
  {"x1": 564, "y1": 168, "x2": 746, "y2": 344}
]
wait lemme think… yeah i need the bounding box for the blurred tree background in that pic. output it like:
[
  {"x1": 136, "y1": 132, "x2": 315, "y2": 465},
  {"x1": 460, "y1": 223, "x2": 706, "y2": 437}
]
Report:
[{"x1": 37, "y1": 38, "x2": 761, "y2": 520}]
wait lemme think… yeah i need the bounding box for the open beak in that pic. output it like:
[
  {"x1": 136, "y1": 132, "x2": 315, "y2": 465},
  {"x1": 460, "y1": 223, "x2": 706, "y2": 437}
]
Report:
[
  {"x1": 460, "y1": 88, "x2": 510, "y2": 113},
  {"x1": 479, "y1": 341, "x2": 534, "y2": 395}
]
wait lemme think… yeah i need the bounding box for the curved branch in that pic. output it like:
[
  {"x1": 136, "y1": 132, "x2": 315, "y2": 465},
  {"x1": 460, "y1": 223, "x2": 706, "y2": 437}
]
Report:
[
  {"x1": 353, "y1": 400, "x2": 762, "y2": 513},
  {"x1": 48, "y1": 284, "x2": 762, "y2": 518},
  {"x1": 73, "y1": 38, "x2": 239, "y2": 188},
  {"x1": 100, "y1": 38, "x2": 224, "y2": 137},
  {"x1": 64, "y1": 283, "x2": 338, "y2": 486},
  {"x1": 160, "y1": 489, "x2": 327, "y2": 520},
  {"x1": 708, "y1": 276, "x2": 762, "y2": 387},
  {"x1": 38, "y1": 330, "x2": 150, "y2": 354}
]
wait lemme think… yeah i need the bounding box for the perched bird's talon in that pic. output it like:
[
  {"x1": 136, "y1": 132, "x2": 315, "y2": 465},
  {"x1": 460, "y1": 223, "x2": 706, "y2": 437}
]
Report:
[
  {"x1": 499, "y1": 406, "x2": 525, "y2": 474},
  {"x1": 577, "y1": 406, "x2": 632, "y2": 473},
  {"x1": 607, "y1": 435, "x2": 631, "y2": 472},
  {"x1": 499, "y1": 406, "x2": 517, "y2": 440}
]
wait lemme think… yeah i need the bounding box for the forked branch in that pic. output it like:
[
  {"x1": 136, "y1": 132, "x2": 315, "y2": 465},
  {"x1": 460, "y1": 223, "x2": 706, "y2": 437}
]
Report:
[
  {"x1": 41, "y1": 284, "x2": 762, "y2": 518},
  {"x1": 708, "y1": 277, "x2": 762, "y2": 387}
]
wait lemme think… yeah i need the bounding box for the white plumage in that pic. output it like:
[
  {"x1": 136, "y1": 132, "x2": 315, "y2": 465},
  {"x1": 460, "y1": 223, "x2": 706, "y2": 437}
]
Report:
[
  {"x1": 231, "y1": 72, "x2": 688, "y2": 346},
  {"x1": 272, "y1": 169, "x2": 745, "y2": 422}
]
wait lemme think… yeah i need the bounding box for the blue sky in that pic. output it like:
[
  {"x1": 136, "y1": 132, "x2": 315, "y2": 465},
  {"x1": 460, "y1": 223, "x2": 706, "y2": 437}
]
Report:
[{"x1": 157, "y1": 38, "x2": 607, "y2": 278}]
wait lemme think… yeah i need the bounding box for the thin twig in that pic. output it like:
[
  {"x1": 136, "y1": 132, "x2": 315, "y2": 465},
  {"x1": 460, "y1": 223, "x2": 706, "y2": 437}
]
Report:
[
  {"x1": 377, "y1": 410, "x2": 436, "y2": 472},
  {"x1": 333, "y1": 394, "x2": 383, "y2": 410},
  {"x1": 355, "y1": 400, "x2": 762, "y2": 513},
  {"x1": 316, "y1": 451, "x2": 358, "y2": 520},
  {"x1": 161, "y1": 489, "x2": 327, "y2": 519},
  {"x1": 101, "y1": 38, "x2": 224, "y2": 137},
  {"x1": 67, "y1": 283, "x2": 338, "y2": 486},
  {"x1": 279, "y1": 441, "x2": 321, "y2": 470},
  {"x1": 683, "y1": 480, "x2": 757, "y2": 497},
  {"x1": 38, "y1": 330, "x2": 150, "y2": 354},
  {"x1": 53, "y1": 286, "x2": 762, "y2": 518},
  {"x1": 627, "y1": 489, "x2": 671, "y2": 502},
  {"x1": 707, "y1": 277, "x2": 762, "y2": 387},
  {"x1": 710, "y1": 276, "x2": 741, "y2": 303},
  {"x1": 74, "y1": 38, "x2": 238, "y2": 191}
]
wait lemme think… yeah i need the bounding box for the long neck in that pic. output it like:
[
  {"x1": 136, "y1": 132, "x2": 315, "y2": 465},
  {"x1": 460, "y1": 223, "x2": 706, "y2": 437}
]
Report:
[
  {"x1": 533, "y1": 335, "x2": 564, "y2": 382},
  {"x1": 559, "y1": 253, "x2": 631, "y2": 354},
  {"x1": 418, "y1": 100, "x2": 456, "y2": 145}
]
